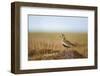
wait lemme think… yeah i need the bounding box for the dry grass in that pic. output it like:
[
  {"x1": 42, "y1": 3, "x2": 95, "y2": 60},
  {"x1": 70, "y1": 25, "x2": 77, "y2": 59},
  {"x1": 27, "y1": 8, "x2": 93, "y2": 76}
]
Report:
[{"x1": 28, "y1": 32, "x2": 88, "y2": 60}]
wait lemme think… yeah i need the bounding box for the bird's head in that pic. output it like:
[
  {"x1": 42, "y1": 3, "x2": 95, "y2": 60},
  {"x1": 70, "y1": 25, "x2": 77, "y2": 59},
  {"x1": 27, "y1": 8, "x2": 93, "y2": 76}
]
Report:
[{"x1": 60, "y1": 33, "x2": 65, "y2": 40}]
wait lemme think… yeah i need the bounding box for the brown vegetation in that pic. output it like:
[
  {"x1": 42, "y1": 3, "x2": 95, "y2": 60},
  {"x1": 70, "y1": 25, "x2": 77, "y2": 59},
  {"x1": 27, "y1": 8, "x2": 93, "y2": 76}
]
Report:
[{"x1": 28, "y1": 32, "x2": 88, "y2": 60}]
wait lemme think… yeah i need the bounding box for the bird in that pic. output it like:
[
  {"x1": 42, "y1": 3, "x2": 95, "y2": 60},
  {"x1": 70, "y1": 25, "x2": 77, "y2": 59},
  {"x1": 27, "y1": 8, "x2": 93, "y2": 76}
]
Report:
[{"x1": 61, "y1": 33, "x2": 76, "y2": 49}]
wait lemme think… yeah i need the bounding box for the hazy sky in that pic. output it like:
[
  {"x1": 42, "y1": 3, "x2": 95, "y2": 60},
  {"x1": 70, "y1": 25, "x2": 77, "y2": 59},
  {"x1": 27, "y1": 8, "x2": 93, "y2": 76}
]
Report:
[{"x1": 28, "y1": 15, "x2": 88, "y2": 32}]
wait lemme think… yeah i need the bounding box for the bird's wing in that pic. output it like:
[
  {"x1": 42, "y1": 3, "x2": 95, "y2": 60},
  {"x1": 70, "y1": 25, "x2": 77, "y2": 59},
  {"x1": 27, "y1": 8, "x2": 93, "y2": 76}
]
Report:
[{"x1": 62, "y1": 41, "x2": 69, "y2": 47}]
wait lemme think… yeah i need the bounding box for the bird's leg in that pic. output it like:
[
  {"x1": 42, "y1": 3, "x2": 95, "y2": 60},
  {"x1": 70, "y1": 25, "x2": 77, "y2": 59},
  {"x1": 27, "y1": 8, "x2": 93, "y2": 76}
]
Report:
[
  {"x1": 65, "y1": 48, "x2": 68, "y2": 51},
  {"x1": 67, "y1": 48, "x2": 69, "y2": 51}
]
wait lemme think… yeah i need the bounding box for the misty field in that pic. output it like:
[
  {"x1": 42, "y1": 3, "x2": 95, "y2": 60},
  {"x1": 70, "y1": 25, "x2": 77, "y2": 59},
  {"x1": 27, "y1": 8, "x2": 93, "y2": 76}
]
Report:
[{"x1": 28, "y1": 32, "x2": 88, "y2": 60}]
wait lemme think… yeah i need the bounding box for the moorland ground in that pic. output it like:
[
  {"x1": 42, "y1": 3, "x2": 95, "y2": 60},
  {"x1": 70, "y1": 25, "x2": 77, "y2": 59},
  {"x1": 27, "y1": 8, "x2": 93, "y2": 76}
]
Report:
[{"x1": 28, "y1": 32, "x2": 88, "y2": 60}]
